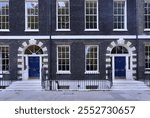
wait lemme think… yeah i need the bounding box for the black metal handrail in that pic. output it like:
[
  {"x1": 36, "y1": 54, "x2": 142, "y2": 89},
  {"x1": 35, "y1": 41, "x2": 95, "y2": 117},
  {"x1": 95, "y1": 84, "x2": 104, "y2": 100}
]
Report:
[{"x1": 0, "y1": 72, "x2": 12, "y2": 89}]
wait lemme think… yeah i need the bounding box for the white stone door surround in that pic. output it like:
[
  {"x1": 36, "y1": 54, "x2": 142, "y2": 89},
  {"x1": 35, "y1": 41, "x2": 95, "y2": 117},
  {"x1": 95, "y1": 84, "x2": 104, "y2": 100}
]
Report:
[
  {"x1": 17, "y1": 39, "x2": 48, "y2": 80},
  {"x1": 106, "y1": 38, "x2": 136, "y2": 80}
]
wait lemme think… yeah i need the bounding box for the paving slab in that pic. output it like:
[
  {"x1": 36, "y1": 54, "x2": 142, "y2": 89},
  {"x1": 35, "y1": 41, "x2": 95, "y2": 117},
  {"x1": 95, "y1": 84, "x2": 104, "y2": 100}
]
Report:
[{"x1": 0, "y1": 90, "x2": 150, "y2": 101}]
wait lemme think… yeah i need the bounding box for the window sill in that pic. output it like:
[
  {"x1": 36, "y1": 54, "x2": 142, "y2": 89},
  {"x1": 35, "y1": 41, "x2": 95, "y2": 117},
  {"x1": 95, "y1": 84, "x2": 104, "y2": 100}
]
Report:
[
  {"x1": 145, "y1": 71, "x2": 150, "y2": 74},
  {"x1": 0, "y1": 29, "x2": 10, "y2": 32},
  {"x1": 25, "y1": 29, "x2": 39, "y2": 32},
  {"x1": 144, "y1": 29, "x2": 150, "y2": 31},
  {"x1": 113, "y1": 29, "x2": 128, "y2": 31},
  {"x1": 56, "y1": 29, "x2": 71, "y2": 31},
  {"x1": 0, "y1": 71, "x2": 10, "y2": 74},
  {"x1": 56, "y1": 71, "x2": 71, "y2": 74},
  {"x1": 84, "y1": 29, "x2": 99, "y2": 31},
  {"x1": 85, "y1": 71, "x2": 100, "y2": 74}
]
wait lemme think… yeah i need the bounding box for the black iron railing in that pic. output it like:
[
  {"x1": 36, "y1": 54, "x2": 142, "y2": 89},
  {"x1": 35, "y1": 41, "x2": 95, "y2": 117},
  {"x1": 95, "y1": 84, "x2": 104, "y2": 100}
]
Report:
[
  {"x1": 41, "y1": 67, "x2": 46, "y2": 89},
  {"x1": 41, "y1": 67, "x2": 52, "y2": 90},
  {"x1": 50, "y1": 79, "x2": 112, "y2": 90},
  {"x1": 144, "y1": 72, "x2": 150, "y2": 86},
  {"x1": 41, "y1": 67, "x2": 113, "y2": 91},
  {"x1": 0, "y1": 73, "x2": 12, "y2": 89},
  {"x1": 107, "y1": 67, "x2": 113, "y2": 87}
]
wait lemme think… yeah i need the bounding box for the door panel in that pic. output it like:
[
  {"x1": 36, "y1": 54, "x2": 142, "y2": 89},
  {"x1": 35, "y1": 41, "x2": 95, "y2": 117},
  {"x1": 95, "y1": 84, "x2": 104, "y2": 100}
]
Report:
[
  {"x1": 28, "y1": 57, "x2": 40, "y2": 78},
  {"x1": 115, "y1": 57, "x2": 126, "y2": 78}
]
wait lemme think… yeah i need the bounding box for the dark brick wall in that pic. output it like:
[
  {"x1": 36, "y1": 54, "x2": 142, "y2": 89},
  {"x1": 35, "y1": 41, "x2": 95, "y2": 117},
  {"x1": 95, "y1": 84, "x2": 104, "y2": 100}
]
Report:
[
  {"x1": 136, "y1": 0, "x2": 150, "y2": 35},
  {"x1": 138, "y1": 40, "x2": 148, "y2": 80},
  {"x1": 0, "y1": 0, "x2": 147, "y2": 81},
  {"x1": 0, "y1": 0, "x2": 136, "y2": 35},
  {"x1": 0, "y1": 0, "x2": 50, "y2": 36},
  {"x1": 0, "y1": 38, "x2": 144, "y2": 81},
  {"x1": 50, "y1": 39, "x2": 137, "y2": 80},
  {"x1": 51, "y1": 0, "x2": 137, "y2": 35}
]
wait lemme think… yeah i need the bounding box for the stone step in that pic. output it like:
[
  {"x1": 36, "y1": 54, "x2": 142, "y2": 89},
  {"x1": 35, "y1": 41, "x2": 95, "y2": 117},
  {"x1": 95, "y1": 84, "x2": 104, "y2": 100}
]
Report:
[
  {"x1": 7, "y1": 86, "x2": 42, "y2": 88},
  {"x1": 111, "y1": 80, "x2": 150, "y2": 90},
  {"x1": 5, "y1": 80, "x2": 43, "y2": 91}
]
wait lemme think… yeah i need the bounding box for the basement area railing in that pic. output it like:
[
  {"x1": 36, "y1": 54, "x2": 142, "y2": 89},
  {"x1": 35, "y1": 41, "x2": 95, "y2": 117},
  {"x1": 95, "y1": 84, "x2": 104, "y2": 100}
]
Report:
[
  {"x1": 0, "y1": 73, "x2": 12, "y2": 89},
  {"x1": 41, "y1": 67, "x2": 113, "y2": 91},
  {"x1": 144, "y1": 72, "x2": 150, "y2": 86}
]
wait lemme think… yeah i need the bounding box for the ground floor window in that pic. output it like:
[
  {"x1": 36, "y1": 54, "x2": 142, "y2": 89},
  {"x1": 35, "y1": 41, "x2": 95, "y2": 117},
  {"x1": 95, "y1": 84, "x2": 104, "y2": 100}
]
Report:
[
  {"x1": 0, "y1": 46, "x2": 9, "y2": 72},
  {"x1": 57, "y1": 45, "x2": 70, "y2": 73},
  {"x1": 145, "y1": 45, "x2": 150, "y2": 69},
  {"x1": 85, "y1": 45, "x2": 99, "y2": 73}
]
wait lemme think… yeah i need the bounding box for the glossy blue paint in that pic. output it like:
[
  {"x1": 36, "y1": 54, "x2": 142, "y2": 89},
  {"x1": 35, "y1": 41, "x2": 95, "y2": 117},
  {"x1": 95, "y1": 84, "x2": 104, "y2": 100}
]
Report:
[
  {"x1": 28, "y1": 57, "x2": 40, "y2": 78},
  {"x1": 115, "y1": 57, "x2": 126, "y2": 77}
]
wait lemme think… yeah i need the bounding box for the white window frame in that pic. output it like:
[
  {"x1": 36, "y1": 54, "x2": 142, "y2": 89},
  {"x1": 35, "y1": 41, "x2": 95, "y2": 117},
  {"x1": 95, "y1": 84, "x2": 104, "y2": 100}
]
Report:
[
  {"x1": 25, "y1": 0, "x2": 39, "y2": 32},
  {"x1": 145, "y1": 45, "x2": 150, "y2": 70},
  {"x1": 56, "y1": 0, "x2": 70, "y2": 31},
  {"x1": 85, "y1": 0, "x2": 99, "y2": 31},
  {"x1": 0, "y1": 0, "x2": 9, "y2": 32},
  {"x1": 144, "y1": 0, "x2": 150, "y2": 31},
  {"x1": 57, "y1": 45, "x2": 71, "y2": 74},
  {"x1": 0, "y1": 45, "x2": 9, "y2": 73},
  {"x1": 113, "y1": 0, "x2": 127, "y2": 31},
  {"x1": 85, "y1": 45, "x2": 99, "y2": 74}
]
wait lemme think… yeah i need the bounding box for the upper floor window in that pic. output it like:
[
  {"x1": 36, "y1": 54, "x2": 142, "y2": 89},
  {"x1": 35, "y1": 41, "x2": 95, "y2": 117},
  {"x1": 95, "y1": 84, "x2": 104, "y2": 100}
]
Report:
[
  {"x1": 0, "y1": 46, "x2": 9, "y2": 72},
  {"x1": 85, "y1": 45, "x2": 99, "y2": 73},
  {"x1": 113, "y1": 0, "x2": 127, "y2": 31},
  {"x1": 85, "y1": 0, "x2": 98, "y2": 30},
  {"x1": 0, "y1": 0, "x2": 9, "y2": 31},
  {"x1": 144, "y1": 0, "x2": 150, "y2": 31},
  {"x1": 57, "y1": 45, "x2": 70, "y2": 74},
  {"x1": 25, "y1": 0, "x2": 39, "y2": 31},
  {"x1": 56, "y1": 0, "x2": 70, "y2": 31}
]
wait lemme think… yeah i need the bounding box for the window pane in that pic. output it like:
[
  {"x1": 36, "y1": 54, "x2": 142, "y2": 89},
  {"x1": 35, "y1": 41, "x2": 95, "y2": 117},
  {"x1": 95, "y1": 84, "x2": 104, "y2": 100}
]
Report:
[
  {"x1": 0, "y1": 46, "x2": 9, "y2": 71},
  {"x1": 113, "y1": 0, "x2": 126, "y2": 29},
  {"x1": 111, "y1": 46, "x2": 128, "y2": 54},
  {"x1": 57, "y1": 46, "x2": 70, "y2": 72},
  {"x1": 0, "y1": 1, "x2": 9, "y2": 29},
  {"x1": 26, "y1": 1, "x2": 39, "y2": 30},
  {"x1": 57, "y1": 0, "x2": 70, "y2": 29},
  {"x1": 24, "y1": 45, "x2": 43, "y2": 54},
  {"x1": 145, "y1": 46, "x2": 150, "y2": 69},
  {"x1": 85, "y1": 0, "x2": 98, "y2": 29},
  {"x1": 85, "y1": 45, "x2": 98, "y2": 72},
  {"x1": 144, "y1": 2, "x2": 150, "y2": 29}
]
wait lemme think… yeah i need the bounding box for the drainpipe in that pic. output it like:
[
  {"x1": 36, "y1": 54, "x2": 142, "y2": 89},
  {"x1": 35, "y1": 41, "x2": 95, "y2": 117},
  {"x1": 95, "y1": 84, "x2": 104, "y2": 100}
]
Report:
[
  {"x1": 135, "y1": 0, "x2": 139, "y2": 80},
  {"x1": 49, "y1": 0, "x2": 53, "y2": 90}
]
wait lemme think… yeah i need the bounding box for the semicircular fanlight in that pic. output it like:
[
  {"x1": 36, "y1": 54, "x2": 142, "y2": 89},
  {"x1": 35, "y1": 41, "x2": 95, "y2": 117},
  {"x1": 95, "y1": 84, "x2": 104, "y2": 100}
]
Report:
[
  {"x1": 24, "y1": 45, "x2": 43, "y2": 55},
  {"x1": 111, "y1": 46, "x2": 128, "y2": 54}
]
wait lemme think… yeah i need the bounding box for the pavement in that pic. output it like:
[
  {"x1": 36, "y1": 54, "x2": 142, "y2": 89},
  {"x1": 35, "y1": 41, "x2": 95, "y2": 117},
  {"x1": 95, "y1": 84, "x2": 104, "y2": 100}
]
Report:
[{"x1": 0, "y1": 90, "x2": 150, "y2": 101}]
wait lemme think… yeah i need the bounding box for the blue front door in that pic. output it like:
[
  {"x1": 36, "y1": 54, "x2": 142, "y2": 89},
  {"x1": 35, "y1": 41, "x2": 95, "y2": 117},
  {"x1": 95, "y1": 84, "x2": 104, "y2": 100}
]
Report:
[
  {"x1": 115, "y1": 57, "x2": 126, "y2": 78},
  {"x1": 28, "y1": 57, "x2": 40, "y2": 78}
]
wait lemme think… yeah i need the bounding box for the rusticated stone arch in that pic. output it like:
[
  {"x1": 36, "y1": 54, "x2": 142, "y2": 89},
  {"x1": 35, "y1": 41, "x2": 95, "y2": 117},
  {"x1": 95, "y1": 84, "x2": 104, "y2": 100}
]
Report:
[
  {"x1": 106, "y1": 39, "x2": 136, "y2": 80},
  {"x1": 17, "y1": 39, "x2": 48, "y2": 80}
]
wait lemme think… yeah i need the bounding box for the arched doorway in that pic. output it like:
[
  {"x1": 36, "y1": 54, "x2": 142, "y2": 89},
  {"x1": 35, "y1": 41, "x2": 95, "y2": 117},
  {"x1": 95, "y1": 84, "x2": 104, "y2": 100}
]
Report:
[
  {"x1": 24, "y1": 45, "x2": 43, "y2": 79},
  {"x1": 111, "y1": 46, "x2": 129, "y2": 79},
  {"x1": 106, "y1": 39, "x2": 136, "y2": 80},
  {"x1": 17, "y1": 39, "x2": 48, "y2": 80}
]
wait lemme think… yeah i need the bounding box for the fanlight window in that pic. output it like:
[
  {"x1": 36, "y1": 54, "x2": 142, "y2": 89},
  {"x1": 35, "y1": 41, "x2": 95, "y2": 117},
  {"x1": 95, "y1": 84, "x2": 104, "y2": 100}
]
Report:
[
  {"x1": 25, "y1": 45, "x2": 43, "y2": 54},
  {"x1": 111, "y1": 46, "x2": 128, "y2": 54}
]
